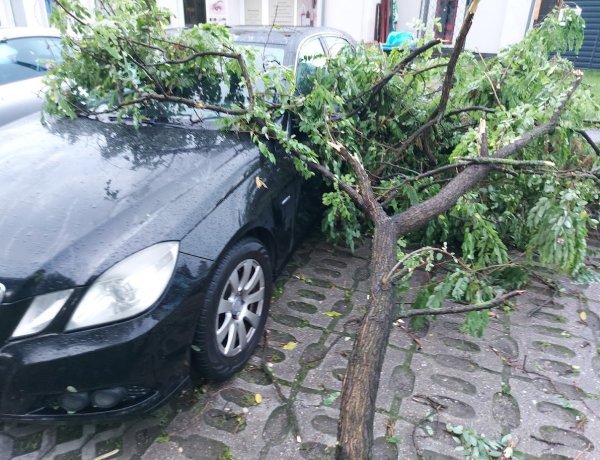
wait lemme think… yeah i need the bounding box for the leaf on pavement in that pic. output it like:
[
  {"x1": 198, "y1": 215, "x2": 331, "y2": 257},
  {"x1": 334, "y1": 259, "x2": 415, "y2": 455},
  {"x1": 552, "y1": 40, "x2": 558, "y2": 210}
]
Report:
[{"x1": 282, "y1": 341, "x2": 298, "y2": 350}]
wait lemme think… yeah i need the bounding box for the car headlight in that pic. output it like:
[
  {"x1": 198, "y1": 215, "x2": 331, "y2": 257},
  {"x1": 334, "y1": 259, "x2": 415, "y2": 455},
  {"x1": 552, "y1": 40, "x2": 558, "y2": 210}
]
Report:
[
  {"x1": 66, "y1": 241, "x2": 179, "y2": 331},
  {"x1": 12, "y1": 289, "x2": 74, "y2": 338}
]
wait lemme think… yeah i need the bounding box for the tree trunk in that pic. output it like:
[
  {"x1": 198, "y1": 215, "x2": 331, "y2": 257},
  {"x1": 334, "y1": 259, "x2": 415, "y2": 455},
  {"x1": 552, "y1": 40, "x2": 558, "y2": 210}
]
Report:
[{"x1": 336, "y1": 219, "x2": 398, "y2": 459}]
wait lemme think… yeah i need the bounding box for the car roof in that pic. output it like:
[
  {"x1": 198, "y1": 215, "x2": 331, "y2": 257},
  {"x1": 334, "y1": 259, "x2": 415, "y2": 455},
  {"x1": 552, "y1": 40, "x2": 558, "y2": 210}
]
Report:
[
  {"x1": 0, "y1": 27, "x2": 60, "y2": 40},
  {"x1": 228, "y1": 26, "x2": 353, "y2": 47}
]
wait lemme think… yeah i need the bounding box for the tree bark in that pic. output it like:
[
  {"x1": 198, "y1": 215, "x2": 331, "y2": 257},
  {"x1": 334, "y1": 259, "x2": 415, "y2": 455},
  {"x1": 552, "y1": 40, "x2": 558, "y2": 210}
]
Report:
[{"x1": 336, "y1": 219, "x2": 398, "y2": 459}]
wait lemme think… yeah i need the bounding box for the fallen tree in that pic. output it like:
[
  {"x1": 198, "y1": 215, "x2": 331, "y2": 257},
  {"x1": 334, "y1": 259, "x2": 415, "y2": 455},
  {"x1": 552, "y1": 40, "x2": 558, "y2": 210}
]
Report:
[{"x1": 45, "y1": 1, "x2": 599, "y2": 458}]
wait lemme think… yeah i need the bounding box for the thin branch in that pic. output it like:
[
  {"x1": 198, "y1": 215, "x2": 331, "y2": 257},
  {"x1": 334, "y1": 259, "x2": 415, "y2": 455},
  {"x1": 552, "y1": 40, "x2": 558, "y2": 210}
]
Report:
[
  {"x1": 380, "y1": 163, "x2": 463, "y2": 207},
  {"x1": 391, "y1": 74, "x2": 582, "y2": 237},
  {"x1": 455, "y1": 157, "x2": 555, "y2": 167},
  {"x1": 383, "y1": 246, "x2": 470, "y2": 285},
  {"x1": 366, "y1": 40, "x2": 442, "y2": 103},
  {"x1": 575, "y1": 129, "x2": 600, "y2": 156},
  {"x1": 152, "y1": 50, "x2": 245, "y2": 66},
  {"x1": 478, "y1": 118, "x2": 489, "y2": 156},
  {"x1": 55, "y1": 0, "x2": 88, "y2": 26},
  {"x1": 397, "y1": 290, "x2": 523, "y2": 319},
  {"x1": 476, "y1": 50, "x2": 505, "y2": 109},
  {"x1": 393, "y1": 75, "x2": 582, "y2": 237},
  {"x1": 327, "y1": 140, "x2": 386, "y2": 222},
  {"x1": 89, "y1": 92, "x2": 249, "y2": 116},
  {"x1": 445, "y1": 106, "x2": 496, "y2": 118},
  {"x1": 305, "y1": 160, "x2": 367, "y2": 211},
  {"x1": 118, "y1": 34, "x2": 168, "y2": 96},
  {"x1": 380, "y1": 3, "x2": 481, "y2": 173}
]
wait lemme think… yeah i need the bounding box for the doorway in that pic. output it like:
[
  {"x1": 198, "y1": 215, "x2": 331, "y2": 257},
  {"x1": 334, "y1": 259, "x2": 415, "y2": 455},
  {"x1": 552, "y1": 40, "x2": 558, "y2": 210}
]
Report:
[{"x1": 434, "y1": 0, "x2": 459, "y2": 42}]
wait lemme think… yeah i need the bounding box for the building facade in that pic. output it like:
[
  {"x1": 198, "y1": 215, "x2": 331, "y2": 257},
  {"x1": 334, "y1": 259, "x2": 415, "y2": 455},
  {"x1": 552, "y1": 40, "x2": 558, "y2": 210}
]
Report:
[
  {"x1": 397, "y1": 0, "x2": 543, "y2": 54},
  {"x1": 0, "y1": 0, "x2": 380, "y2": 43},
  {"x1": 2, "y1": 0, "x2": 594, "y2": 65}
]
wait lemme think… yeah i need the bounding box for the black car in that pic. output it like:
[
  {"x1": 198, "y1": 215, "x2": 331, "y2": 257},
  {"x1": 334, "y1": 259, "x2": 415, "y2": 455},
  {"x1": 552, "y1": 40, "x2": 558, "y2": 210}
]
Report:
[{"x1": 0, "y1": 27, "x2": 353, "y2": 421}]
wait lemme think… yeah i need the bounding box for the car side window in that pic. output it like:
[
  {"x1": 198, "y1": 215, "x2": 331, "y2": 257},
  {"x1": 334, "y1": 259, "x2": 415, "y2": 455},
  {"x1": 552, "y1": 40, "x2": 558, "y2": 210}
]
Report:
[
  {"x1": 0, "y1": 37, "x2": 62, "y2": 85},
  {"x1": 324, "y1": 36, "x2": 352, "y2": 57},
  {"x1": 296, "y1": 37, "x2": 326, "y2": 95}
]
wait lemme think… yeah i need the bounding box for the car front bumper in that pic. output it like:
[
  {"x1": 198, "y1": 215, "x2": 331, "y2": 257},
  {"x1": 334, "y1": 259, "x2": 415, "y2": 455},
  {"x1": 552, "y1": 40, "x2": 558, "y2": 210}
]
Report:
[{"x1": 0, "y1": 254, "x2": 212, "y2": 422}]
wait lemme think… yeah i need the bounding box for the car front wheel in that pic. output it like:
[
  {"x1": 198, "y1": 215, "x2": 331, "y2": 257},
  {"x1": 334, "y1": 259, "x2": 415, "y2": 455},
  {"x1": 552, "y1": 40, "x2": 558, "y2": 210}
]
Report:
[{"x1": 191, "y1": 238, "x2": 272, "y2": 380}]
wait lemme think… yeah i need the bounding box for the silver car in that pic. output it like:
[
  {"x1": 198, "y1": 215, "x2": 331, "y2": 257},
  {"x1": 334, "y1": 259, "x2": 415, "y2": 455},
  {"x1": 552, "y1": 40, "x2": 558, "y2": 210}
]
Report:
[{"x1": 0, "y1": 28, "x2": 61, "y2": 127}]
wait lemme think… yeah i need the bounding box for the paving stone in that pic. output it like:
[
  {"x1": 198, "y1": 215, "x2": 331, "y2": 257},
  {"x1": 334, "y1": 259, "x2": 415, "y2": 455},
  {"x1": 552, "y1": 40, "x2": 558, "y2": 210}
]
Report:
[
  {"x1": 0, "y1": 434, "x2": 14, "y2": 460},
  {"x1": 171, "y1": 434, "x2": 231, "y2": 460},
  {"x1": 303, "y1": 338, "x2": 351, "y2": 392},
  {"x1": 310, "y1": 414, "x2": 337, "y2": 436},
  {"x1": 372, "y1": 435, "x2": 398, "y2": 460},
  {"x1": 220, "y1": 387, "x2": 260, "y2": 408},
  {"x1": 294, "y1": 406, "x2": 338, "y2": 448},
  {"x1": 263, "y1": 405, "x2": 291, "y2": 445},
  {"x1": 375, "y1": 346, "x2": 410, "y2": 411},
  {"x1": 4, "y1": 238, "x2": 600, "y2": 460},
  {"x1": 267, "y1": 322, "x2": 324, "y2": 383},
  {"x1": 54, "y1": 450, "x2": 82, "y2": 460},
  {"x1": 11, "y1": 431, "x2": 43, "y2": 457},
  {"x1": 296, "y1": 441, "x2": 332, "y2": 459},
  {"x1": 491, "y1": 392, "x2": 521, "y2": 430},
  {"x1": 55, "y1": 426, "x2": 83, "y2": 446},
  {"x1": 508, "y1": 377, "x2": 600, "y2": 458}
]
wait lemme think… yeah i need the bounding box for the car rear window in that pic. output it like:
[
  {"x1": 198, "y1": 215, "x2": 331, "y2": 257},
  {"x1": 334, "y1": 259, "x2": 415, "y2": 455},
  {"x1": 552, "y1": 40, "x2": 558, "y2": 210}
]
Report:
[{"x1": 0, "y1": 36, "x2": 61, "y2": 85}]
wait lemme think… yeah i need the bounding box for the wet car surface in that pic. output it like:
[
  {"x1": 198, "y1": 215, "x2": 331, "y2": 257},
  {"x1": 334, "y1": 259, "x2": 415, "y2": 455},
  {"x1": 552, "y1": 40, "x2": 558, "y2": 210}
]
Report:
[
  {"x1": 0, "y1": 28, "x2": 61, "y2": 127},
  {"x1": 0, "y1": 26, "x2": 353, "y2": 422}
]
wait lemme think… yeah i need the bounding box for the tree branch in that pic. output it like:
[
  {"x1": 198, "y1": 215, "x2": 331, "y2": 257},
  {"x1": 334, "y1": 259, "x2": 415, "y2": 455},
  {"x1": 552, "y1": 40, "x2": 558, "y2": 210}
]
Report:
[
  {"x1": 398, "y1": 290, "x2": 523, "y2": 319},
  {"x1": 305, "y1": 160, "x2": 367, "y2": 211},
  {"x1": 366, "y1": 40, "x2": 442, "y2": 103},
  {"x1": 55, "y1": 0, "x2": 88, "y2": 26},
  {"x1": 391, "y1": 74, "x2": 582, "y2": 236},
  {"x1": 328, "y1": 140, "x2": 386, "y2": 222},
  {"x1": 445, "y1": 106, "x2": 496, "y2": 118},
  {"x1": 379, "y1": 3, "x2": 481, "y2": 173},
  {"x1": 575, "y1": 129, "x2": 600, "y2": 156},
  {"x1": 88, "y1": 92, "x2": 250, "y2": 116}
]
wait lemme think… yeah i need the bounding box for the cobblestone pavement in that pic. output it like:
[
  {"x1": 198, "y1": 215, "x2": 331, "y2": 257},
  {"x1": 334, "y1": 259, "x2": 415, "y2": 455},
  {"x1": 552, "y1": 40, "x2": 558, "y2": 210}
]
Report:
[{"x1": 2, "y1": 237, "x2": 600, "y2": 460}]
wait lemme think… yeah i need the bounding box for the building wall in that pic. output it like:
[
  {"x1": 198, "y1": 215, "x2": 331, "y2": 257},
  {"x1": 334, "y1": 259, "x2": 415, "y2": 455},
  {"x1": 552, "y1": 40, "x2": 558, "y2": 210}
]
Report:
[
  {"x1": 498, "y1": 0, "x2": 536, "y2": 50},
  {"x1": 322, "y1": 0, "x2": 378, "y2": 42},
  {"x1": 463, "y1": 0, "x2": 508, "y2": 54},
  {"x1": 1, "y1": 0, "x2": 49, "y2": 28},
  {"x1": 396, "y1": 0, "x2": 423, "y2": 33},
  {"x1": 403, "y1": 0, "x2": 535, "y2": 54},
  {"x1": 0, "y1": 0, "x2": 15, "y2": 27},
  {"x1": 0, "y1": 0, "x2": 538, "y2": 51}
]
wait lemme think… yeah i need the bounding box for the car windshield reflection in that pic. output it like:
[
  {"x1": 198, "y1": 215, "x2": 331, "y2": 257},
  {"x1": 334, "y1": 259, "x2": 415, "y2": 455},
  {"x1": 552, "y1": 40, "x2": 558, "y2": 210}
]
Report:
[{"x1": 0, "y1": 36, "x2": 62, "y2": 85}]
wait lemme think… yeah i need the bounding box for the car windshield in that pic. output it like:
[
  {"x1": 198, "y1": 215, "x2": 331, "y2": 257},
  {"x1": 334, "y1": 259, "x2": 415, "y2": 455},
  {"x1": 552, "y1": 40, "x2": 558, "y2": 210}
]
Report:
[
  {"x1": 138, "y1": 44, "x2": 286, "y2": 125},
  {"x1": 0, "y1": 36, "x2": 62, "y2": 85}
]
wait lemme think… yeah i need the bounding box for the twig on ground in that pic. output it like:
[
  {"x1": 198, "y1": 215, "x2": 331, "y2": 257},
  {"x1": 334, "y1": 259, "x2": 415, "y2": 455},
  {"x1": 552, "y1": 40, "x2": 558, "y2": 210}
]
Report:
[{"x1": 397, "y1": 290, "x2": 523, "y2": 319}]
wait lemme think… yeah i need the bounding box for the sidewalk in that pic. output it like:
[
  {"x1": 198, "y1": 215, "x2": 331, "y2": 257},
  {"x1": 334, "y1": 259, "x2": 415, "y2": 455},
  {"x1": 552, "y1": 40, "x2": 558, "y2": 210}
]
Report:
[
  {"x1": 142, "y1": 238, "x2": 600, "y2": 459},
  {"x1": 1, "y1": 237, "x2": 599, "y2": 459}
]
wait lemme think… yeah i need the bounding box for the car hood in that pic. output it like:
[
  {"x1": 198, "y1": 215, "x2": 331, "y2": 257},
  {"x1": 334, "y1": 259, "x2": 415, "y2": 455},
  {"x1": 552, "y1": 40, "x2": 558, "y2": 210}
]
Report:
[{"x1": 0, "y1": 115, "x2": 260, "y2": 302}]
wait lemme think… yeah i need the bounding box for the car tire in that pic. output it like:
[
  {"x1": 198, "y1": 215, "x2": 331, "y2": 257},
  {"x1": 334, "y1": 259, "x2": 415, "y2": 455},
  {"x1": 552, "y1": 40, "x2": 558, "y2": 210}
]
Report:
[{"x1": 191, "y1": 238, "x2": 272, "y2": 381}]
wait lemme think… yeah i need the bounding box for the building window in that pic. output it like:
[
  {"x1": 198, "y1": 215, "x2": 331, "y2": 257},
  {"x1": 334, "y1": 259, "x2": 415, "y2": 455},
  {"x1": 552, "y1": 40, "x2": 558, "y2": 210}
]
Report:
[
  {"x1": 184, "y1": 0, "x2": 207, "y2": 26},
  {"x1": 45, "y1": 0, "x2": 55, "y2": 21}
]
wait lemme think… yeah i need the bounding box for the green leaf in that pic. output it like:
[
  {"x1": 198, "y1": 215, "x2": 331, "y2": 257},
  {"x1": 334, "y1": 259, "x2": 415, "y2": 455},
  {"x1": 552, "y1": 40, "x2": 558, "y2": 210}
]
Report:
[
  {"x1": 323, "y1": 391, "x2": 340, "y2": 406},
  {"x1": 322, "y1": 311, "x2": 342, "y2": 318}
]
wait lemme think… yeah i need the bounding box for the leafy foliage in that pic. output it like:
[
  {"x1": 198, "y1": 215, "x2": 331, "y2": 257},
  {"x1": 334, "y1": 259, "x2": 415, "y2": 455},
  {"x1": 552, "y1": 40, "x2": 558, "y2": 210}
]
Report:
[
  {"x1": 45, "y1": 2, "x2": 599, "y2": 339},
  {"x1": 446, "y1": 423, "x2": 514, "y2": 459}
]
